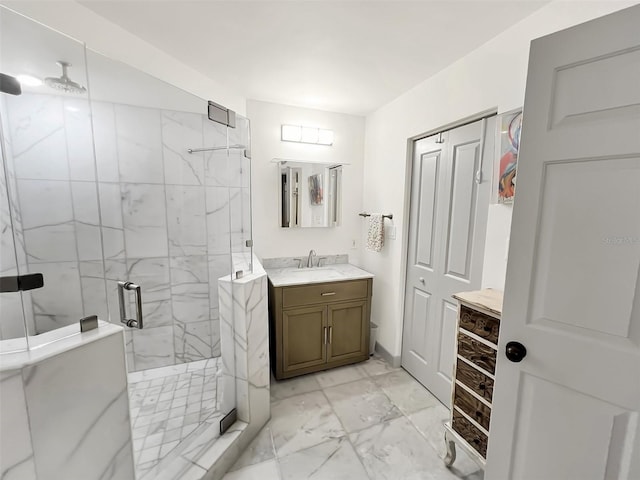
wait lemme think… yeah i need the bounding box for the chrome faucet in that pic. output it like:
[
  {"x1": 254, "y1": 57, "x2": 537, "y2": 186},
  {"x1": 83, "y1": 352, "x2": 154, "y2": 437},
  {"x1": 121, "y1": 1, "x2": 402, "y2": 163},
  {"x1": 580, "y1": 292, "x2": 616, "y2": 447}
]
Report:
[{"x1": 307, "y1": 249, "x2": 316, "y2": 268}]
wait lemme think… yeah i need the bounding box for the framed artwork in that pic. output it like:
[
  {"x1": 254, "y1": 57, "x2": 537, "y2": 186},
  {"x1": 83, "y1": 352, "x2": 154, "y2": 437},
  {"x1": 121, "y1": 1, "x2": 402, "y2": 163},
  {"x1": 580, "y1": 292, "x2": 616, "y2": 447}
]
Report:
[
  {"x1": 496, "y1": 109, "x2": 523, "y2": 203},
  {"x1": 309, "y1": 173, "x2": 323, "y2": 205}
]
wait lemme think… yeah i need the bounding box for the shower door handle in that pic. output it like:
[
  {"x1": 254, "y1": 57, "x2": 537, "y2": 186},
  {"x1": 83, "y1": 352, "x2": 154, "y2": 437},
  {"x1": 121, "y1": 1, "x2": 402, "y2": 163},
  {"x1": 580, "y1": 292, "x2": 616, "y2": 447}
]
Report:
[{"x1": 118, "y1": 281, "x2": 143, "y2": 329}]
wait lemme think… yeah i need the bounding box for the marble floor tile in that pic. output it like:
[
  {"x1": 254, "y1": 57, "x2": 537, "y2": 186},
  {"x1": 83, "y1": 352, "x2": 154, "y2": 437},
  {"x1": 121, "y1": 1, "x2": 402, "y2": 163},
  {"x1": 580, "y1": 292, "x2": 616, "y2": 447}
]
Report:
[
  {"x1": 279, "y1": 437, "x2": 369, "y2": 480},
  {"x1": 350, "y1": 416, "x2": 463, "y2": 480},
  {"x1": 128, "y1": 357, "x2": 222, "y2": 477},
  {"x1": 229, "y1": 423, "x2": 275, "y2": 471},
  {"x1": 323, "y1": 378, "x2": 401, "y2": 433},
  {"x1": 360, "y1": 355, "x2": 399, "y2": 377},
  {"x1": 270, "y1": 391, "x2": 345, "y2": 457},
  {"x1": 221, "y1": 355, "x2": 478, "y2": 480},
  {"x1": 374, "y1": 369, "x2": 440, "y2": 415},
  {"x1": 223, "y1": 459, "x2": 280, "y2": 480},
  {"x1": 314, "y1": 363, "x2": 368, "y2": 389},
  {"x1": 408, "y1": 405, "x2": 480, "y2": 478},
  {"x1": 270, "y1": 374, "x2": 322, "y2": 401}
]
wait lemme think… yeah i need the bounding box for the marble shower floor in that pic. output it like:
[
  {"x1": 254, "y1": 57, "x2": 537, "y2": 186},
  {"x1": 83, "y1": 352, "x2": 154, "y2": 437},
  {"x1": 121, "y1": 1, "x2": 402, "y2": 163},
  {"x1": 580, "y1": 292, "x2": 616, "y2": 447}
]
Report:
[
  {"x1": 128, "y1": 358, "x2": 222, "y2": 478},
  {"x1": 223, "y1": 356, "x2": 484, "y2": 480}
]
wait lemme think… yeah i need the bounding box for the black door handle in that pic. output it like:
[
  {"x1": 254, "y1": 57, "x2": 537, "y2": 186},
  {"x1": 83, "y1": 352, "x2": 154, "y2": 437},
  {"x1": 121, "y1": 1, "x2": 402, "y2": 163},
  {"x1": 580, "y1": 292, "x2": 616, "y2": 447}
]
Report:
[{"x1": 505, "y1": 341, "x2": 527, "y2": 362}]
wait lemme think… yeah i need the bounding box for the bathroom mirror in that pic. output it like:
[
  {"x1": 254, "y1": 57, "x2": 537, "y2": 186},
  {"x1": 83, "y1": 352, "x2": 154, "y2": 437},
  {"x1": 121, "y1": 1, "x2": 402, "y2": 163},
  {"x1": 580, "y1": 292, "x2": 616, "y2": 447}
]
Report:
[{"x1": 276, "y1": 159, "x2": 342, "y2": 228}]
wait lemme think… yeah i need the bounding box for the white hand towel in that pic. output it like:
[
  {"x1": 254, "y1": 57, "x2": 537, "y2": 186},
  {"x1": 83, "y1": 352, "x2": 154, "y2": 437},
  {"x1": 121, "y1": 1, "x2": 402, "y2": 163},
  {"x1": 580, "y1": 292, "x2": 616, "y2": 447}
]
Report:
[{"x1": 366, "y1": 214, "x2": 384, "y2": 252}]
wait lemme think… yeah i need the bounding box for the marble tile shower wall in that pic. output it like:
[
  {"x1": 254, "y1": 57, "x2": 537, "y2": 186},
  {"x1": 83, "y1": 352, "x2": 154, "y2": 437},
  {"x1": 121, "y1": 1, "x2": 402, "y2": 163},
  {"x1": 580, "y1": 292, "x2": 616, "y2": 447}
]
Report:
[{"x1": 2, "y1": 93, "x2": 251, "y2": 370}]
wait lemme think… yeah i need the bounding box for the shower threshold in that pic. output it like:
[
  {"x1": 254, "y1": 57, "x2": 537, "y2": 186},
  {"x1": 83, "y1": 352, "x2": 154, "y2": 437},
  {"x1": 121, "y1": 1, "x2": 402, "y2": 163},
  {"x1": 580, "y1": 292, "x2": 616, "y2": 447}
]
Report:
[{"x1": 127, "y1": 358, "x2": 223, "y2": 478}]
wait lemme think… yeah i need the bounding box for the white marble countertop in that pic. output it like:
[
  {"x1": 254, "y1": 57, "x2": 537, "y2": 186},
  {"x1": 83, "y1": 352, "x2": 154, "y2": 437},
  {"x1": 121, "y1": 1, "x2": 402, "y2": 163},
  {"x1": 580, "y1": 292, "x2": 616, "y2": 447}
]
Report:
[{"x1": 265, "y1": 263, "x2": 374, "y2": 287}]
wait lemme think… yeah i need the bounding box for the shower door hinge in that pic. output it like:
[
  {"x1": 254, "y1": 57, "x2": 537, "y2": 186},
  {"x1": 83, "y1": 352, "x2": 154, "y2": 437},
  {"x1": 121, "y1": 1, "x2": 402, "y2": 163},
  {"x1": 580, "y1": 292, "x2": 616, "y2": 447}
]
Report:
[
  {"x1": 220, "y1": 408, "x2": 237, "y2": 435},
  {"x1": 245, "y1": 239, "x2": 253, "y2": 248},
  {"x1": 0, "y1": 273, "x2": 43, "y2": 293},
  {"x1": 208, "y1": 100, "x2": 236, "y2": 128}
]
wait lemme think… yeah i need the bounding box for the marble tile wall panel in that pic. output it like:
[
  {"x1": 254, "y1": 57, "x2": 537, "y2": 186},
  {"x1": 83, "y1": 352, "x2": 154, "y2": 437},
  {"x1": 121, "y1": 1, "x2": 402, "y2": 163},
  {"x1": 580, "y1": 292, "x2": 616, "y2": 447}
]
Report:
[
  {"x1": 63, "y1": 98, "x2": 95, "y2": 182},
  {"x1": 24, "y1": 330, "x2": 135, "y2": 479},
  {"x1": 71, "y1": 181, "x2": 103, "y2": 261},
  {"x1": 78, "y1": 261, "x2": 109, "y2": 320},
  {"x1": 92, "y1": 101, "x2": 120, "y2": 183},
  {"x1": 18, "y1": 179, "x2": 76, "y2": 264},
  {"x1": 0, "y1": 100, "x2": 35, "y2": 339},
  {"x1": 115, "y1": 104, "x2": 164, "y2": 184},
  {"x1": 0, "y1": 370, "x2": 36, "y2": 480},
  {"x1": 206, "y1": 186, "x2": 232, "y2": 255},
  {"x1": 229, "y1": 187, "x2": 245, "y2": 253},
  {"x1": 174, "y1": 320, "x2": 213, "y2": 364},
  {"x1": 127, "y1": 257, "x2": 172, "y2": 328},
  {"x1": 30, "y1": 261, "x2": 83, "y2": 333},
  {"x1": 218, "y1": 264, "x2": 269, "y2": 425},
  {"x1": 208, "y1": 254, "x2": 231, "y2": 319},
  {"x1": 211, "y1": 318, "x2": 222, "y2": 358},
  {"x1": 5, "y1": 94, "x2": 68, "y2": 181},
  {"x1": 218, "y1": 278, "x2": 236, "y2": 417},
  {"x1": 204, "y1": 150, "x2": 243, "y2": 188},
  {"x1": 170, "y1": 255, "x2": 210, "y2": 324},
  {"x1": 121, "y1": 183, "x2": 168, "y2": 258},
  {"x1": 0, "y1": 157, "x2": 27, "y2": 340},
  {"x1": 162, "y1": 111, "x2": 204, "y2": 186},
  {"x1": 97, "y1": 182, "x2": 126, "y2": 260},
  {"x1": 244, "y1": 273, "x2": 270, "y2": 427},
  {"x1": 132, "y1": 325, "x2": 175, "y2": 370},
  {"x1": 2, "y1": 94, "x2": 240, "y2": 369},
  {"x1": 166, "y1": 185, "x2": 207, "y2": 257}
]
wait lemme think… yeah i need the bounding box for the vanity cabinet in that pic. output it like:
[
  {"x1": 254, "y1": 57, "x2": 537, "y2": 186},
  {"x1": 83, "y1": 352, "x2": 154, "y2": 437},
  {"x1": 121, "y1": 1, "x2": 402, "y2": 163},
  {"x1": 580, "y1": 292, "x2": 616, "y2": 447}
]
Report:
[
  {"x1": 269, "y1": 278, "x2": 372, "y2": 379},
  {"x1": 444, "y1": 288, "x2": 503, "y2": 469}
]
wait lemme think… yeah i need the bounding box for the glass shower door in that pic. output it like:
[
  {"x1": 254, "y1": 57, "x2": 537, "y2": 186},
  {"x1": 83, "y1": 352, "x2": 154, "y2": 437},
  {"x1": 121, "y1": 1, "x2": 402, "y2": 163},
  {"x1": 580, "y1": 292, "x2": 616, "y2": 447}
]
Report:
[
  {"x1": 0, "y1": 6, "x2": 106, "y2": 345},
  {"x1": 85, "y1": 49, "x2": 242, "y2": 477}
]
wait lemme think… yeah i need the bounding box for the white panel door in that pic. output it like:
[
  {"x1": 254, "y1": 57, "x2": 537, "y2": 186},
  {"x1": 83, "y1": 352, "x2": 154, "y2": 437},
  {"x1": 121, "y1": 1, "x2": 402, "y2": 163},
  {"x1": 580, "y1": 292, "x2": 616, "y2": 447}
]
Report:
[
  {"x1": 402, "y1": 117, "x2": 495, "y2": 404},
  {"x1": 487, "y1": 5, "x2": 640, "y2": 479}
]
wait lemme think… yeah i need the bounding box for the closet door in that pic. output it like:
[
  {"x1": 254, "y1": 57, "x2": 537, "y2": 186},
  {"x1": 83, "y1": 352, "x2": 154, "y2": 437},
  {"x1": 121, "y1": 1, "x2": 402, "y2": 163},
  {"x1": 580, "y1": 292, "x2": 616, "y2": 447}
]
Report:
[{"x1": 402, "y1": 116, "x2": 495, "y2": 404}]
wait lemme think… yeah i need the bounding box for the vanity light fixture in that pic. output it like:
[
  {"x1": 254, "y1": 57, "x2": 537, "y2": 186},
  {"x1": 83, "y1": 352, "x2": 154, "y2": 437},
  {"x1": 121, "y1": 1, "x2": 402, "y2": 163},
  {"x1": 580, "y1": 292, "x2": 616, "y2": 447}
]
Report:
[{"x1": 281, "y1": 124, "x2": 333, "y2": 146}]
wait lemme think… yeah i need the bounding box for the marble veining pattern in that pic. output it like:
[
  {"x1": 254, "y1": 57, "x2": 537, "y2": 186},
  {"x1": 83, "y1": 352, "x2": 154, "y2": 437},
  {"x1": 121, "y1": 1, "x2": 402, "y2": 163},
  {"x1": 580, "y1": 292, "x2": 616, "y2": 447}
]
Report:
[
  {"x1": 1, "y1": 93, "x2": 250, "y2": 365},
  {"x1": 0, "y1": 325, "x2": 135, "y2": 480},
  {"x1": 128, "y1": 358, "x2": 222, "y2": 478},
  {"x1": 265, "y1": 262, "x2": 374, "y2": 287},
  {"x1": 225, "y1": 356, "x2": 483, "y2": 480},
  {"x1": 139, "y1": 264, "x2": 269, "y2": 480}
]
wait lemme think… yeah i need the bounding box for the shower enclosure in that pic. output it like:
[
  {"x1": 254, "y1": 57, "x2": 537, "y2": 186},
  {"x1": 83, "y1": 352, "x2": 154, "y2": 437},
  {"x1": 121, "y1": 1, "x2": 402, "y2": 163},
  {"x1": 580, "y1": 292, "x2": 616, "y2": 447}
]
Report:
[{"x1": 0, "y1": 7, "x2": 252, "y2": 478}]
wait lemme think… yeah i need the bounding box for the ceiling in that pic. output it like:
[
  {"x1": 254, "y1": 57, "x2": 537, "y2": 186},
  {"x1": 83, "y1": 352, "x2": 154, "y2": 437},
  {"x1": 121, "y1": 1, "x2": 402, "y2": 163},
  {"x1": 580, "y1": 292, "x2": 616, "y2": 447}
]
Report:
[{"x1": 80, "y1": 1, "x2": 548, "y2": 115}]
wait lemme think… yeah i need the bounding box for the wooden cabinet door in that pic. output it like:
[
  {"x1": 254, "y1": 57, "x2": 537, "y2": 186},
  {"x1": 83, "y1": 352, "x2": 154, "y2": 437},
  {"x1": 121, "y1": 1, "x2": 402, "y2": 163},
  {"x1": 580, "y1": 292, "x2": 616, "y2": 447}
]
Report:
[
  {"x1": 327, "y1": 300, "x2": 368, "y2": 363},
  {"x1": 282, "y1": 305, "x2": 327, "y2": 373}
]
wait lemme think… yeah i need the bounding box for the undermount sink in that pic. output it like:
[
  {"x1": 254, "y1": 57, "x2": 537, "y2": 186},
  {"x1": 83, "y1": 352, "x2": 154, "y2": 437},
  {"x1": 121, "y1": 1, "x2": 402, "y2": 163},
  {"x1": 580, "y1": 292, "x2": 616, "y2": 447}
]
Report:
[{"x1": 285, "y1": 268, "x2": 342, "y2": 280}]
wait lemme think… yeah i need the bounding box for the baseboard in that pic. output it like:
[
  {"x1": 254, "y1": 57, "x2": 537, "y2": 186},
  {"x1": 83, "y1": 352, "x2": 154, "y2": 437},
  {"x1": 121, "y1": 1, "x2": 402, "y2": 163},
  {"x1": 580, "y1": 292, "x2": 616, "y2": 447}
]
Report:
[{"x1": 374, "y1": 342, "x2": 401, "y2": 368}]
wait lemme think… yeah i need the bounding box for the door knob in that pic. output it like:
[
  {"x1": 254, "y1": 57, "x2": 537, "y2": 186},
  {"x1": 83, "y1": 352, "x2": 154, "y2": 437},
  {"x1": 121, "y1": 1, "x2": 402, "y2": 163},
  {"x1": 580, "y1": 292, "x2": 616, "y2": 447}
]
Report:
[
  {"x1": 419, "y1": 277, "x2": 425, "y2": 284},
  {"x1": 505, "y1": 341, "x2": 527, "y2": 362}
]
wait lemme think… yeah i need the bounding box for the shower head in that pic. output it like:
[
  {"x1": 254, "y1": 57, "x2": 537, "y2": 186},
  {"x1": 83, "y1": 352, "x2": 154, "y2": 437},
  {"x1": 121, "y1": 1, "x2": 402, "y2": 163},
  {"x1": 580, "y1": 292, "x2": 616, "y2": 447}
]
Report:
[{"x1": 44, "y1": 61, "x2": 87, "y2": 94}]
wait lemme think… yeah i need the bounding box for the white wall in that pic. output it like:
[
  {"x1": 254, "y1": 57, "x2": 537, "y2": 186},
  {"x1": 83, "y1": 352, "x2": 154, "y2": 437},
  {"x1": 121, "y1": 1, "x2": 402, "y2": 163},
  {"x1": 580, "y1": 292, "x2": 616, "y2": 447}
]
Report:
[
  {"x1": 362, "y1": 0, "x2": 639, "y2": 358},
  {"x1": 247, "y1": 100, "x2": 365, "y2": 263},
  {"x1": 2, "y1": 1, "x2": 246, "y2": 115}
]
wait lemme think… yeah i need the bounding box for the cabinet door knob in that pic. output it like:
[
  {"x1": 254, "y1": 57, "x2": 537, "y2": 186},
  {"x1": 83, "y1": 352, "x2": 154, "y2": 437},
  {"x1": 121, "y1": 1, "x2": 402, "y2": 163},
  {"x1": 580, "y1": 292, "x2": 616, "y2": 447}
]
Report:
[{"x1": 505, "y1": 341, "x2": 527, "y2": 362}]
